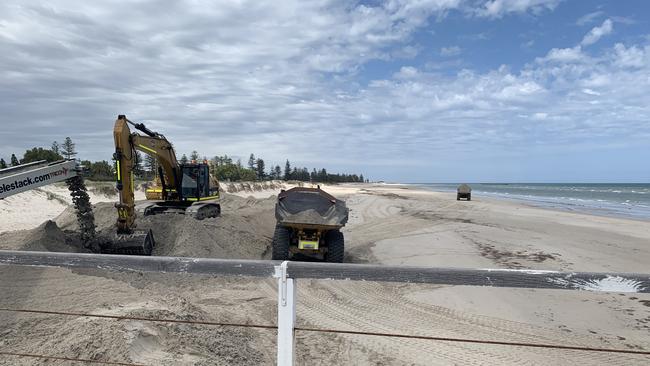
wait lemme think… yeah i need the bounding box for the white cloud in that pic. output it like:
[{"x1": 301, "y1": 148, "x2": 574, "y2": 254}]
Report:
[
  {"x1": 0, "y1": 0, "x2": 464, "y2": 165},
  {"x1": 576, "y1": 10, "x2": 604, "y2": 26},
  {"x1": 0, "y1": 1, "x2": 649, "y2": 181},
  {"x1": 391, "y1": 45, "x2": 421, "y2": 59},
  {"x1": 440, "y1": 46, "x2": 462, "y2": 56},
  {"x1": 532, "y1": 112, "x2": 548, "y2": 120},
  {"x1": 538, "y1": 20, "x2": 615, "y2": 64},
  {"x1": 582, "y1": 88, "x2": 601, "y2": 96},
  {"x1": 522, "y1": 39, "x2": 535, "y2": 49},
  {"x1": 477, "y1": 0, "x2": 562, "y2": 18},
  {"x1": 581, "y1": 19, "x2": 613, "y2": 46},
  {"x1": 394, "y1": 66, "x2": 419, "y2": 79},
  {"x1": 612, "y1": 43, "x2": 646, "y2": 68},
  {"x1": 610, "y1": 16, "x2": 636, "y2": 25},
  {"x1": 538, "y1": 46, "x2": 585, "y2": 63}
]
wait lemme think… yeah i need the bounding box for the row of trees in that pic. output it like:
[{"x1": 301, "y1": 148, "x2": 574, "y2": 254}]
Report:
[
  {"x1": 133, "y1": 151, "x2": 367, "y2": 184},
  {"x1": 3, "y1": 139, "x2": 368, "y2": 184},
  {"x1": 206, "y1": 153, "x2": 366, "y2": 183}
]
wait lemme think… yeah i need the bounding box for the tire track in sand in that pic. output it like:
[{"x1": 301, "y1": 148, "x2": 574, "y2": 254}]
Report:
[{"x1": 288, "y1": 280, "x2": 649, "y2": 365}]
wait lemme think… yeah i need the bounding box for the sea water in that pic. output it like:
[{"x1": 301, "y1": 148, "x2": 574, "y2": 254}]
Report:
[{"x1": 417, "y1": 183, "x2": 650, "y2": 220}]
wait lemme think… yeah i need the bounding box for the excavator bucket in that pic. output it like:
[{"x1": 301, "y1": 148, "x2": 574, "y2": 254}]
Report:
[{"x1": 100, "y1": 229, "x2": 155, "y2": 256}]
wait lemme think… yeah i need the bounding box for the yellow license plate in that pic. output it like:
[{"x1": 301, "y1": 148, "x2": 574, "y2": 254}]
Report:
[{"x1": 298, "y1": 240, "x2": 319, "y2": 250}]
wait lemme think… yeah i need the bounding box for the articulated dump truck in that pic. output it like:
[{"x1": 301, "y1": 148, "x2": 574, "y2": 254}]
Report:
[{"x1": 272, "y1": 186, "x2": 349, "y2": 263}]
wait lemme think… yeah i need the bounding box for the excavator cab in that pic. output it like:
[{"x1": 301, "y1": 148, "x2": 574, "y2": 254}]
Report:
[
  {"x1": 181, "y1": 165, "x2": 200, "y2": 198},
  {"x1": 176, "y1": 163, "x2": 221, "y2": 219},
  {"x1": 180, "y1": 163, "x2": 219, "y2": 201},
  {"x1": 140, "y1": 162, "x2": 220, "y2": 219}
]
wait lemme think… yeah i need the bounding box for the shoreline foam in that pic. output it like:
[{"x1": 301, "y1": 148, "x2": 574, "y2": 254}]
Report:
[{"x1": 411, "y1": 182, "x2": 650, "y2": 221}]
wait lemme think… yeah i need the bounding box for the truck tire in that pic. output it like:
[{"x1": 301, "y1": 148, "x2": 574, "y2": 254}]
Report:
[
  {"x1": 272, "y1": 225, "x2": 291, "y2": 260},
  {"x1": 325, "y1": 230, "x2": 344, "y2": 263}
]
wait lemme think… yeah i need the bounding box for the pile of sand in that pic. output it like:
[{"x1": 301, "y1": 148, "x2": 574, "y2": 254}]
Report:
[
  {"x1": 0, "y1": 192, "x2": 286, "y2": 365},
  {"x1": 0, "y1": 193, "x2": 277, "y2": 260},
  {"x1": 3, "y1": 220, "x2": 84, "y2": 253}
]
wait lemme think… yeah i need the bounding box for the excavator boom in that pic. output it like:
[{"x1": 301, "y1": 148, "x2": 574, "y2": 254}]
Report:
[{"x1": 112, "y1": 115, "x2": 156, "y2": 255}]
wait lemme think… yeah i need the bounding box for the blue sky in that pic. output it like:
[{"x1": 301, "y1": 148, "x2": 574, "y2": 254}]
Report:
[{"x1": 1, "y1": 0, "x2": 649, "y2": 182}]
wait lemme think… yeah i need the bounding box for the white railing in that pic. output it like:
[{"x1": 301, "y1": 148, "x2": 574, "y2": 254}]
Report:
[{"x1": 0, "y1": 250, "x2": 649, "y2": 365}]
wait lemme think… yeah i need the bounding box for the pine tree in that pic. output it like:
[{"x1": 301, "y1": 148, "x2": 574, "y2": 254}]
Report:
[
  {"x1": 190, "y1": 150, "x2": 200, "y2": 162},
  {"x1": 10, "y1": 154, "x2": 19, "y2": 166},
  {"x1": 134, "y1": 151, "x2": 144, "y2": 178},
  {"x1": 51, "y1": 141, "x2": 60, "y2": 155},
  {"x1": 144, "y1": 154, "x2": 158, "y2": 176},
  {"x1": 255, "y1": 158, "x2": 265, "y2": 180},
  {"x1": 274, "y1": 165, "x2": 282, "y2": 180},
  {"x1": 319, "y1": 168, "x2": 327, "y2": 182},
  {"x1": 61, "y1": 137, "x2": 77, "y2": 159},
  {"x1": 248, "y1": 154, "x2": 256, "y2": 170},
  {"x1": 22, "y1": 147, "x2": 63, "y2": 163},
  {"x1": 179, "y1": 154, "x2": 188, "y2": 164},
  {"x1": 0, "y1": 158, "x2": 6, "y2": 169},
  {"x1": 284, "y1": 160, "x2": 291, "y2": 180}
]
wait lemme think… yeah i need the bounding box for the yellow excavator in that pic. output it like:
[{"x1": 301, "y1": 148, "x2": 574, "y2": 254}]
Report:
[{"x1": 109, "y1": 115, "x2": 221, "y2": 255}]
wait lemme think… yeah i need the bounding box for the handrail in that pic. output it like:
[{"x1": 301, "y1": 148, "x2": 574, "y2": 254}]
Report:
[{"x1": 1, "y1": 250, "x2": 647, "y2": 293}]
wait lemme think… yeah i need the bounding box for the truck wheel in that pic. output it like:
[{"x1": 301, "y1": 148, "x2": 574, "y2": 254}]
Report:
[
  {"x1": 325, "y1": 230, "x2": 344, "y2": 263},
  {"x1": 272, "y1": 225, "x2": 291, "y2": 260}
]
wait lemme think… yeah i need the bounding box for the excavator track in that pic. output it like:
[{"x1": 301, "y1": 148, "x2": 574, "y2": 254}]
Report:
[{"x1": 186, "y1": 202, "x2": 221, "y2": 220}]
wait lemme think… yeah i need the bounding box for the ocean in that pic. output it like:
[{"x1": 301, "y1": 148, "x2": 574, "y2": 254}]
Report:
[{"x1": 416, "y1": 183, "x2": 650, "y2": 220}]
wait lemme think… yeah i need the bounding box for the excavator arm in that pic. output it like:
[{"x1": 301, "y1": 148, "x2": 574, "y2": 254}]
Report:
[
  {"x1": 132, "y1": 134, "x2": 179, "y2": 199},
  {"x1": 113, "y1": 116, "x2": 137, "y2": 233},
  {"x1": 113, "y1": 114, "x2": 182, "y2": 233},
  {"x1": 111, "y1": 114, "x2": 177, "y2": 255}
]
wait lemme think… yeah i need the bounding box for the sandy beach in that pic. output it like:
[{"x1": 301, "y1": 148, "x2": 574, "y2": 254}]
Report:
[{"x1": 0, "y1": 182, "x2": 649, "y2": 365}]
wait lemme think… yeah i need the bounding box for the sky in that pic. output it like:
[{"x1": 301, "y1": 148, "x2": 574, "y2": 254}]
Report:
[{"x1": 1, "y1": 0, "x2": 649, "y2": 183}]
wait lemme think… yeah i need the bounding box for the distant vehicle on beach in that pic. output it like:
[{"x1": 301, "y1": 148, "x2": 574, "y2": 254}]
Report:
[{"x1": 457, "y1": 184, "x2": 472, "y2": 201}]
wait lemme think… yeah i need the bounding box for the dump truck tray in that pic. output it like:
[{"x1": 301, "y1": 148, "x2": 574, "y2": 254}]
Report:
[{"x1": 275, "y1": 187, "x2": 349, "y2": 228}]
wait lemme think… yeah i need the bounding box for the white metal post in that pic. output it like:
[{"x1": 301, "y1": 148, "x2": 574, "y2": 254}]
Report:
[{"x1": 275, "y1": 261, "x2": 296, "y2": 366}]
